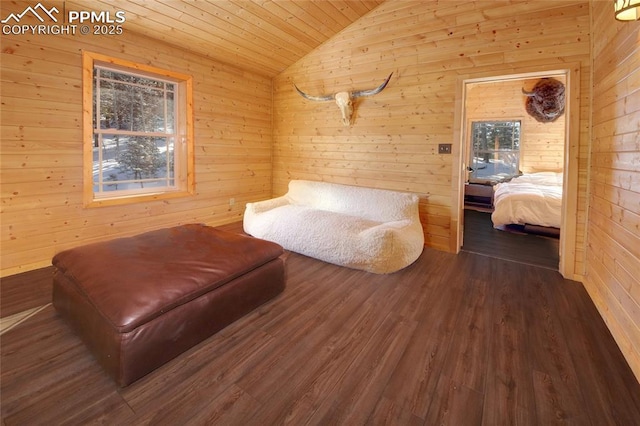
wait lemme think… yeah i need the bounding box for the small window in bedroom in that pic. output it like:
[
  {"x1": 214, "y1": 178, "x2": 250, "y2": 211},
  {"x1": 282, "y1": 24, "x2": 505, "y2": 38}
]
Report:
[
  {"x1": 82, "y1": 51, "x2": 194, "y2": 207},
  {"x1": 469, "y1": 120, "x2": 521, "y2": 184}
]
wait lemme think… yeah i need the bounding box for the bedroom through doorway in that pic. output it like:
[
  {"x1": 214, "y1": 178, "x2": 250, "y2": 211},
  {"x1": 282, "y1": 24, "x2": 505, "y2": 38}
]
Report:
[{"x1": 457, "y1": 69, "x2": 572, "y2": 272}]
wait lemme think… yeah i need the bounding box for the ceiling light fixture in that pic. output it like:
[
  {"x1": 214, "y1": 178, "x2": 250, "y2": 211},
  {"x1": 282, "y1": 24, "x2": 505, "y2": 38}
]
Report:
[{"x1": 615, "y1": 0, "x2": 640, "y2": 21}]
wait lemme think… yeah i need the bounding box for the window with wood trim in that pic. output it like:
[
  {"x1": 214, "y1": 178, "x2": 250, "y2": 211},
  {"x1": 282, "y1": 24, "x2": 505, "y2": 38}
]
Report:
[
  {"x1": 468, "y1": 120, "x2": 521, "y2": 184},
  {"x1": 82, "y1": 52, "x2": 194, "y2": 207}
]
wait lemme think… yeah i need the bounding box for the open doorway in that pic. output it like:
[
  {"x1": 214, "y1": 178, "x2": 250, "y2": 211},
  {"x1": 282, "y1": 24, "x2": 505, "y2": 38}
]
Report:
[
  {"x1": 463, "y1": 76, "x2": 564, "y2": 269},
  {"x1": 452, "y1": 66, "x2": 581, "y2": 278}
]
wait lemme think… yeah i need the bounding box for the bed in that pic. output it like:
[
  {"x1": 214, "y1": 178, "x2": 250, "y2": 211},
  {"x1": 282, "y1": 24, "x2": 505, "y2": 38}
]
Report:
[{"x1": 491, "y1": 172, "x2": 563, "y2": 231}]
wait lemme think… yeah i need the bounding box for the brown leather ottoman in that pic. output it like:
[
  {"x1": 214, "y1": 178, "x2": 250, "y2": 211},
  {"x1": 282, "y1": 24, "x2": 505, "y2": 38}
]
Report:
[{"x1": 52, "y1": 224, "x2": 285, "y2": 387}]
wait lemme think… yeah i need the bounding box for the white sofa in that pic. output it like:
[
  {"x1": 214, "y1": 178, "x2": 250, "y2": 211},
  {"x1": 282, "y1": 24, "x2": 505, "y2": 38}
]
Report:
[{"x1": 243, "y1": 180, "x2": 424, "y2": 274}]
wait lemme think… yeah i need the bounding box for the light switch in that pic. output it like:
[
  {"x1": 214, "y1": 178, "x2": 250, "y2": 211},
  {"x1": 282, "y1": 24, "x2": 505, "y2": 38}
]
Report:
[{"x1": 438, "y1": 143, "x2": 452, "y2": 154}]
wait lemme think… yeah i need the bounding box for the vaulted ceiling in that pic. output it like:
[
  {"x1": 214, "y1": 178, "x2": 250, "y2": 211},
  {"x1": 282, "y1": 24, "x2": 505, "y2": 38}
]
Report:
[{"x1": 70, "y1": 0, "x2": 386, "y2": 77}]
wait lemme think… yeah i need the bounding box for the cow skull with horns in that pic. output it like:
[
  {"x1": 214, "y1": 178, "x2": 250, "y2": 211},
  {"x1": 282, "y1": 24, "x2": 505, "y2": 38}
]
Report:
[{"x1": 294, "y1": 73, "x2": 393, "y2": 126}]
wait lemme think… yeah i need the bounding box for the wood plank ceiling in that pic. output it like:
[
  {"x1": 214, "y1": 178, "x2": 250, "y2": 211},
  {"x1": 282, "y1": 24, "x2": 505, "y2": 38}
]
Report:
[{"x1": 69, "y1": 0, "x2": 386, "y2": 77}]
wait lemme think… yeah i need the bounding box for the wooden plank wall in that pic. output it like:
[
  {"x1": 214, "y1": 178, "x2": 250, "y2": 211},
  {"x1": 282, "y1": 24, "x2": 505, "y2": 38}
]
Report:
[
  {"x1": 0, "y1": 1, "x2": 273, "y2": 276},
  {"x1": 273, "y1": 0, "x2": 591, "y2": 271},
  {"x1": 465, "y1": 78, "x2": 566, "y2": 174},
  {"x1": 585, "y1": 1, "x2": 640, "y2": 382}
]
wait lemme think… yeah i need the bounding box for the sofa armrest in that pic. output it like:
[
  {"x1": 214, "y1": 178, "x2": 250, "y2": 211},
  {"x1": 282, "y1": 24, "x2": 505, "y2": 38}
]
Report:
[
  {"x1": 359, "y1": 219, "x2": 424, "y2": 247},
  {"x1": 245, "y1": 196, "x2": 289, "y2": 214}
]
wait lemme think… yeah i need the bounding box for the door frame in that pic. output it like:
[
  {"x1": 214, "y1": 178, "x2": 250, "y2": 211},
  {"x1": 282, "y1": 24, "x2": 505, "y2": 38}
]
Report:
[{"x1": 451, "y1": 64, "x2": 581, "y2": 280}]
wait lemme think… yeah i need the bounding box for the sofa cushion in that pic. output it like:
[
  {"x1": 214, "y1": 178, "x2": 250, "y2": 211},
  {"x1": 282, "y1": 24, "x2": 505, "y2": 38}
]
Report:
[
  {"x1": 248, "y1": 204, "x2": 415, "y2": 273},
  {"x1": 286, "y1": 180, "x2": 419, "y2": 223}
]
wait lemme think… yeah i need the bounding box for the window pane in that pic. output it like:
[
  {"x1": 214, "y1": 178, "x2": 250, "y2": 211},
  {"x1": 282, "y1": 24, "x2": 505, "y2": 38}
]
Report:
[
  {"x1": 118, "y1": 136, "x2": 165, "y2": 181},
  {"x1": 165, "y1": 137, "x2": 175, "y2": 180},
  {"x1": 93, "y1": 134, "x2": 175, "y2": 192},
  {"x1": 96, "y1": 67, "x2": 175, "y2": 133},
  {"x1": 98, "y1": 81, "x2": 168, "y2": 132},
  {"x1": 469, "y1": 121, "x2": 520, "y2": 183},
  {"x1": 166, "y1": 91, "x2": 175, "y2": 133},
  {"x1": 100, "y1": 69, "x2": 164, "y2": 89}
]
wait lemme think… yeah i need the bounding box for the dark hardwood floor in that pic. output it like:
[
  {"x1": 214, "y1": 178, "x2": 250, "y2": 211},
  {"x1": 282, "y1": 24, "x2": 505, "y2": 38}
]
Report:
[
  {"x1": 2, "y1": 223, "x2": 640, "y2": 425},
  {"x1": 462, "y1": 208, "x2": 560, "y2": 270}
]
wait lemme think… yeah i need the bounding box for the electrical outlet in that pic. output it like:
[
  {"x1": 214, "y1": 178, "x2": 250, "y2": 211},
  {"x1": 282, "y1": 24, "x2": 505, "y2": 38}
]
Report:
[
  {"x1": 438, "y1": 143, "x2": 452, "y2": 154},
  {"x1": 229, "y1": 198, "x2": 235, "y2": 207}
]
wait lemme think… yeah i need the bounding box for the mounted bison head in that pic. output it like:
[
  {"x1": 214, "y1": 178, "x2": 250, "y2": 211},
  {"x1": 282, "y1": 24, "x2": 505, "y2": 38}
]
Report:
[
  {"x1": 522, "y1": 78, "x2": 565, "y2": 123},
  {"x1": 294, "y1": 73, "x2": 393, "y2": 126}
]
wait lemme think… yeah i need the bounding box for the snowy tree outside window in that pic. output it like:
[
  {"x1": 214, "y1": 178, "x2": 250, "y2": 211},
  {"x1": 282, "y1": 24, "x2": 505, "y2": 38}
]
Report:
[
  {"x1": 469, "y1": 120, "x2": 521, "y2": 183},
  {"x1": 83, "y1": 52, "x2": 193, "y2": 207},
  {"x1": 93, "y1": 66, "x2": 177, "y2": 194}
]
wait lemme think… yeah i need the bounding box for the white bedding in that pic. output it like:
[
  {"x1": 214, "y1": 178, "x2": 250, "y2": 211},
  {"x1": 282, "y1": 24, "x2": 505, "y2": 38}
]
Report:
[{"x1": 491, "y1": 172, "x2": 563, "y2": 229}]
